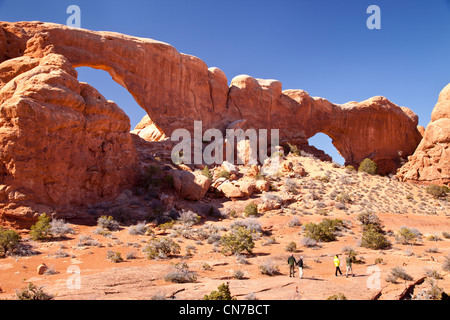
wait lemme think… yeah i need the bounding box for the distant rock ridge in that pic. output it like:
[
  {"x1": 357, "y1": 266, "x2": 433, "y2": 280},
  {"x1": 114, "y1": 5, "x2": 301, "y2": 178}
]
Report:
[{"x1": 0, "y1": 21, "x2": 426, "y2": 225}]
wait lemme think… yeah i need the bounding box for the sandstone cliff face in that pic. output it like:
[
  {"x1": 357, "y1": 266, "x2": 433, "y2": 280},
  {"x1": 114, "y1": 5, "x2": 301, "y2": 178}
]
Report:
[
  {"x1": 397, "y1": 84, "x2": 450, "y2": 185},
  {"x1": 0, "y1": 21, "x2": 427, "y2": 225},
  {"x1": 0, "y1": 51, "x2": 137, "y2": 226}
]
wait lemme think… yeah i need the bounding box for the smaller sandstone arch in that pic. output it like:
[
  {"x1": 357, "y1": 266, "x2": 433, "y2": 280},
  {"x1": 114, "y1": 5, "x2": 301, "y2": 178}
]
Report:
[{"x1": 309, "y1": 132, "x2": 345, "y2": 165}]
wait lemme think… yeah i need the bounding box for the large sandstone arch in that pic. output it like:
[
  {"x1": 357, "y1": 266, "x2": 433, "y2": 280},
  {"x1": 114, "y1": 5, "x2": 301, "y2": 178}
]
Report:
[
  {"x1": 0, "y1": 22, "x2": 422, "y2": 153},
  {"x1": 0, "y1": 21, "x2": 424, "y2": 225}
]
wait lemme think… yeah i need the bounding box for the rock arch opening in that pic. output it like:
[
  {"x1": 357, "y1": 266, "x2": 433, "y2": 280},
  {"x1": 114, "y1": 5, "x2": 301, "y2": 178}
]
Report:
[
  {"x1": 308, "y1": 132, "x2": 345, "y2": 165},
  {"x1": 76, "y1": 67, "x2": 147, "y2": 130}
]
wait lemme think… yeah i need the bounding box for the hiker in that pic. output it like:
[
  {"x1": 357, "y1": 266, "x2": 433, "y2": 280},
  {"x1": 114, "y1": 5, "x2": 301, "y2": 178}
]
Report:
[
  {"x1": 288, "y1": 253, "x2": 297, "y2": 277},
  {"x1": 297, "y1": 256, "x2": 304, "y2": 279},
  {"x1": 334, "y1": 254, "x2": 342, "y2": 276},
  {"x1": 346, "y1": 254, "x2": 354, "y2": 278}
]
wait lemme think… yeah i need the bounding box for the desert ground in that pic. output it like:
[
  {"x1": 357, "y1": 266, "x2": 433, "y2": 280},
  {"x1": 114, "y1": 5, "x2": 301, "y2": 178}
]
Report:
[{"x1": 1, "y1": 153, "x2": 449, "y2": 301}]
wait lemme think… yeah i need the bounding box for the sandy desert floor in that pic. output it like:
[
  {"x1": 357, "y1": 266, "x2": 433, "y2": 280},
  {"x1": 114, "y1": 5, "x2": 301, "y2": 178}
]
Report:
[{"x1": 1, "y1": 155, "x2": 449, "y2": 300}]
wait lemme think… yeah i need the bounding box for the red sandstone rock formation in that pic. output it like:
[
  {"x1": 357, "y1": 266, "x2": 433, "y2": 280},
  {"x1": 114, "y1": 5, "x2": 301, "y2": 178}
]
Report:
[
  {"x1": 0, "y1": 21, "x2": 426, "y2": 225},
  {"x1": 397, "y1": 84, "x2": 450, "y2": 185},
  {"x1": 0, "y1": 50, "x2": 137, "y2": 226}
]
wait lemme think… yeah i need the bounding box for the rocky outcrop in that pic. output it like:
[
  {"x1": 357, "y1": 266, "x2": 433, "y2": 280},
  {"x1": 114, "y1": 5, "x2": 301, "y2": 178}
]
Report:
[
  {"x1": 131, "y1": 115, "x2": 166, "y2": 142},
  {"x1": 0, "y1": 51, "x2": 137, "y2": 226},
  {"x1": 227, "y1": 76, "x2": 421, "y2": 174},
  {"x1": 397, "y1": 84, "x2": 450, "y2": 185},
  {"x1": 170, "y1": 170, "x2": 211, "y2": 201},
  {"x1": 0, "y1": 21, "x2": 426, "y2": 225}
]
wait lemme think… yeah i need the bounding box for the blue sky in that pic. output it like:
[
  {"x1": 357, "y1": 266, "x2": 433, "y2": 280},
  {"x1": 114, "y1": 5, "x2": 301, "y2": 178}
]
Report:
[{"x1": 1, "y1": 0, "x2": 449, "y2": 164}]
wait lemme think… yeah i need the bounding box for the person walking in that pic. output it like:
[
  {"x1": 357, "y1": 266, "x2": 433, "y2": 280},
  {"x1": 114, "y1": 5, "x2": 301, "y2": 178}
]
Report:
[
  {"x1": 288, "y1": 253, "x2": 297, "y2": 277},
  {"x1": 334, "y1": 254, "x2": 342, "y2": 276},
  {"x1": 346, "y1": 254, "x2": 354, "y2": 278},
  {"x1": 297, "y1": 256, "x2": 304, "y2": 279}
]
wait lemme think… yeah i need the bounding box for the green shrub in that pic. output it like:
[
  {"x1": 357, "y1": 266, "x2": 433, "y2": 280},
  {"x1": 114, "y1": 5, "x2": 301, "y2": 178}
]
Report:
[
  {"x1": 218, "y1": 170, "x2": 231, "y2": 180},
  {"x1": 304, "y1": 218, "x2": 343, "y2": 242},
  {"x1": 336, "y1": 192, "x2": 352, "y2": 204},
  {"x1": 282, "y1": 142, "x2": 301, "y2": 156},
  {"x1": 244, "y1": 202, "x2": 258, "y2": 217},
  {"x1": 220, "y1": 226, "x2": 255, "y2": 255},
  {"x1": 0, "y1": 228, "x2": 21, "y2": 257},
  {"x1": 203, "y1": 282, "x2": 236, "y2": 300},
  {"x1": 326, "y1": 293, "x2": 347, "y2": 300},
  {"x1": 202, "y1": 165, "x2": 213, "y2": 180},
  {"x1": 426, "y1": 185, "x2": 448, "y2": 199},
  {"x1": 345, "y1": 165, "x2": 356, "y2": 172},
  {"x1": 143, "y1": 237, "x2": 181, "y2": 259},
  {"x1": 361, "y1": 226, "x2": 391, "y2": 250},
  {"x1": 395, "y1": 226, "x2": 422, "y2": 245},
  {"x1": 358, "y1": 158, "x2": 378, "y2": 175},
  {"x1": 140, "y1": 165, "x2": 162, "y2": 189},
  {"x1": 30, "y1": 213, "x2": 51, "y2": 241},
  {"x1": 357, "y1": 210, "x2": 383, "y2": 233}
]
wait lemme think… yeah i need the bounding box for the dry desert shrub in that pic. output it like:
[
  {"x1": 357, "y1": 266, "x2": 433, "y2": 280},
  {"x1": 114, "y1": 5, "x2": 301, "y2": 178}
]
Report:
[
  {"x1": 128, "y1": 222, "x2": 148, "y2": 235},
  {"x1": 443, "y1": 255, "x2": 450, "y2": 272},
  {"x1": 143, "y1": 237, "x2": 181, "y2": 260},
  {"x1": 164, "y1": 262, "x2": 197, "y2": 283},
  {"x1": 50, "y1": 219, "x2": 75, "y2": 237},
  {"x1": 259, "y1": 259, "x2": 280, "y2": 276},
  {"x1": 386, "y1": 266, "x2": 413, "y2": 283},
  {"x1": 97, "y1": 215, "x2": 120, "y2": 231}
]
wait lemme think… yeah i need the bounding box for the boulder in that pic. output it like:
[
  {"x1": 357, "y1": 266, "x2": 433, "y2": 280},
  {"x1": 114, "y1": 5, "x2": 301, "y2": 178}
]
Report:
[
  {"x1": 237, "y1": 180, "x2": 256, "y2": 197},
  {"x1": 132, "y1": 115, "x2": 166, "y2": 142},
  {"x1": 0, "y1": 51, "x2": 137, "y2": 225},
  {"x1": 255, "y1": 180, "x2": 270, "y2": 193},
  {"x1": 217, "y1": 181, "x2": 244, "y2": 198},
  {"x1": 170, "y1": 170, "x2": 211, "y2": 201}
]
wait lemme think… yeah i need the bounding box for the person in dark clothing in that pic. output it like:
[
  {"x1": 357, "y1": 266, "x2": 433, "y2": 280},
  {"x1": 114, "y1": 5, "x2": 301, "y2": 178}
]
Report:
[
  {"x1": 288, "y1": 254, "x2": 297, "y2": 277},
  {"x1": 297, "y1": 256, "x2": 304, "y2": 279}
]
